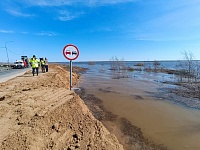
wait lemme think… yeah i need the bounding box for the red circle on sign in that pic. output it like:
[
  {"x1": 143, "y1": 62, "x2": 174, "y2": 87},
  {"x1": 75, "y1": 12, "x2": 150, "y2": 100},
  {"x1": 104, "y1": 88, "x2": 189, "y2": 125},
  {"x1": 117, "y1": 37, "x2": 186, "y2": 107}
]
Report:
[{"x1": 63, "y1": 44, "x2": 79, "y2": 61}]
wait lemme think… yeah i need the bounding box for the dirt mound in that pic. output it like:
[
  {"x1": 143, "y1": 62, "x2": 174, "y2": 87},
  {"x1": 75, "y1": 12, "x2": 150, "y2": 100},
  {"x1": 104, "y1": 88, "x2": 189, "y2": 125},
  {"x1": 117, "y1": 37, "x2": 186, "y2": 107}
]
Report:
[{"x1": 0, "y1": 64, "x2": 123, "y2": 150}]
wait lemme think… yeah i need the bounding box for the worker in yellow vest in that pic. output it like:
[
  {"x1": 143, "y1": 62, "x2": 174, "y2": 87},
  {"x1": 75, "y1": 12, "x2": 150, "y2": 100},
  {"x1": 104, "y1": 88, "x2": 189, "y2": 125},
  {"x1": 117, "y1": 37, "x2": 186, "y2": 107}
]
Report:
[
  {"x1": 44, "y1": 57, "x2": 48, "y2": 72},
  {"x1": 30, "y1": 55, "x2": 39, "y2": 76},
  {"x1": 40, "y1": 58, "x2": 45, "y2": 73}
]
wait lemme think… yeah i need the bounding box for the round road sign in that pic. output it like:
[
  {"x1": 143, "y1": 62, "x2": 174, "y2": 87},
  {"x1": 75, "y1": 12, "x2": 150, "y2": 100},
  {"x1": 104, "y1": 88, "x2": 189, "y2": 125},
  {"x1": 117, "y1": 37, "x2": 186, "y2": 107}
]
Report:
[{"x1": 63, "y1": 44, "x2": 79, "y2": 61}]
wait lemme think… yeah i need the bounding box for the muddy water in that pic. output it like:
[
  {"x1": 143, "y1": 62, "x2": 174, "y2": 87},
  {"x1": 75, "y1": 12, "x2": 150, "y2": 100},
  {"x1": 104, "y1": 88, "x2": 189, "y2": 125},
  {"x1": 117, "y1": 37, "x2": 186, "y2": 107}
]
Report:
[
  {"x1": 78, "y1": 67, "x2": 200, "y2": 150},
  {"x1": 96, "y1": 93, "x2": 200, "y2": 150}
]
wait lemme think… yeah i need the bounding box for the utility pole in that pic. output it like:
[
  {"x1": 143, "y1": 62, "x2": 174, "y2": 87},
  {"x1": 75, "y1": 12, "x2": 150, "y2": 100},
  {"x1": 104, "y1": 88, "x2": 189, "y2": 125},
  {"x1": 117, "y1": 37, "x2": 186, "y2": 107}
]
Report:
[{"x1": 4, "y1": 41, "x2": 14, "y2": 64}]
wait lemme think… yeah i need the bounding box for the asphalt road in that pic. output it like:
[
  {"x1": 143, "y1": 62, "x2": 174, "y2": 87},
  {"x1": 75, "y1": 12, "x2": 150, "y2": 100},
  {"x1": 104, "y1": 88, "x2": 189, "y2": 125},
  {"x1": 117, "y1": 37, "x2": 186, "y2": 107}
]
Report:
[{"x1": 0, "y1": 68, "x2": 31, "y2": 83}]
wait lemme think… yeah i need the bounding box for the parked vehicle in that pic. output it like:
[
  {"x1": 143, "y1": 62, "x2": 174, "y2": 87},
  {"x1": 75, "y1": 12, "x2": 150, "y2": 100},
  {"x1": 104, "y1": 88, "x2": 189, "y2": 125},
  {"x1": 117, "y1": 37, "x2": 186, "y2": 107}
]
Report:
[{"x1": 13, "y1": 60, "x2": 24, "y2": 69}]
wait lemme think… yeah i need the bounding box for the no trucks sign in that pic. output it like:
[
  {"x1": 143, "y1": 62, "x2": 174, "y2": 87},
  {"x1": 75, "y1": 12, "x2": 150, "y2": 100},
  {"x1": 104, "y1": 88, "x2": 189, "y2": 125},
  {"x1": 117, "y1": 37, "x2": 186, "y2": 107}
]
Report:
[{"x1": 63, "y1": 44, "x2": 79, "y2": 61}]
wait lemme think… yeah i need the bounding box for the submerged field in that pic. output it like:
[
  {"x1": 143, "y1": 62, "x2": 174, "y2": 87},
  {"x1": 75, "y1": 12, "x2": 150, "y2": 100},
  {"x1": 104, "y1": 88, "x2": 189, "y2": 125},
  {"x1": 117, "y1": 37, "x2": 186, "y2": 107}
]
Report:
[{"x1": 74, "y1": 61, "x2": 200, "y2": 150}]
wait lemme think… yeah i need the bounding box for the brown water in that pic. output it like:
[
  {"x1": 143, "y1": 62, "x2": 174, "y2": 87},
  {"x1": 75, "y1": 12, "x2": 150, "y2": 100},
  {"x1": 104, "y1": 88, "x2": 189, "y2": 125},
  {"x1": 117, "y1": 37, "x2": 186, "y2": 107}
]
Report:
[
  {"x1": 97, "y1": 93, "x2": 200, "y2": 150},
  {"x1": 79, "y1": 70, "x2": 200, "y2": 150}
]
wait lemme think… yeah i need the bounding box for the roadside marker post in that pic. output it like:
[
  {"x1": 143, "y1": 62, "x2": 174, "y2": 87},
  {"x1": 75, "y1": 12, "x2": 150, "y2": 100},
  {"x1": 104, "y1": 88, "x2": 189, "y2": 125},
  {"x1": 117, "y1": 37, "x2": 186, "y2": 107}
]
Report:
[{"x1": 63, "y1": 44, "x2": 79, "y2": 90}]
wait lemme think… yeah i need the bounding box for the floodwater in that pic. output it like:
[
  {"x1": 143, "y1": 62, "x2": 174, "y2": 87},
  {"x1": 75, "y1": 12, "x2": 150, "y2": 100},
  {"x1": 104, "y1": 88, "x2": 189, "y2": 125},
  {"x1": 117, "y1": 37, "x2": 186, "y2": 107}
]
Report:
[{"x1": 75, "y1": 62, "x2": 200, "y2": 150}]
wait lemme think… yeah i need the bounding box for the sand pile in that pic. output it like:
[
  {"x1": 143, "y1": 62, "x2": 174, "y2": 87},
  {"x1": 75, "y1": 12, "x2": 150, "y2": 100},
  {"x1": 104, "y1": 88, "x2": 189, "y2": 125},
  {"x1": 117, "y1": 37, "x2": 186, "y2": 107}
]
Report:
[{"x1": 0, "y1": 64, "x2": 123, "y2": 150}]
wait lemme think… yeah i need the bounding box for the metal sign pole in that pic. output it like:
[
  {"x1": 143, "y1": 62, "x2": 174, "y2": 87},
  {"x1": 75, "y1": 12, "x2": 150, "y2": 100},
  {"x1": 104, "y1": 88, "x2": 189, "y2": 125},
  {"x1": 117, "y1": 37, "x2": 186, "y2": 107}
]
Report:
[{"x1": 70, "y1": 60, "x2": 72, "y2": 90}]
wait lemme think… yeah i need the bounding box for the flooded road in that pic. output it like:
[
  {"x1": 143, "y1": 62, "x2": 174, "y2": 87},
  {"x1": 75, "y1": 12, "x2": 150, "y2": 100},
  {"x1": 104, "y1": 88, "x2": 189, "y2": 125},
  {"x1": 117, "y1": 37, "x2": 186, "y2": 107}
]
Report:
[{"x1": 77, "y1": 64, "x2": 200, "y2": 150}]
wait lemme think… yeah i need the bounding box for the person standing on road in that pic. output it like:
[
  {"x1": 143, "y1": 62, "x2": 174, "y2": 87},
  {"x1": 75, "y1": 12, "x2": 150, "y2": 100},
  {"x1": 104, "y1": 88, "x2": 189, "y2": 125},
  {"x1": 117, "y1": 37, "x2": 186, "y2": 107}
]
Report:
[
  {"x1": 25, "y1": 58, "x2": 29, "y2": 67},
  {"x1": 23, "y1": 60, "x2": 27, "y2": 68},
  {"x1": 40, "y1": 58, "x2": 45, "y2": 73},
  {"x1": 45, "y1": 57, "x2": 48, "y2": 72},
  {"x1": 30, "y1": 55, "x2": 39, "y2": 76}
]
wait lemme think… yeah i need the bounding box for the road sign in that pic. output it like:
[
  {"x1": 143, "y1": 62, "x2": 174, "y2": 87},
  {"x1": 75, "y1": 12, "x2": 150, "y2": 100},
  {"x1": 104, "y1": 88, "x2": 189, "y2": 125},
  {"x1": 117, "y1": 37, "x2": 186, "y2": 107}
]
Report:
[
  {"x1": 63, "y1": 44, "x2": 79, "y2": 61},
  {"x1": 62, "y1": 44, "x2": 79, "y2": 90}
]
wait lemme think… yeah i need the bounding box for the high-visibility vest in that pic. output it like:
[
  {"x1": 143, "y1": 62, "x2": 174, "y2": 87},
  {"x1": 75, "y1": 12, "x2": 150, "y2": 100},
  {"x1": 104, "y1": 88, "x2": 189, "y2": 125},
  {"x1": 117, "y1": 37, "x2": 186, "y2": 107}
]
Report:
[
  {"x1": 30, "y1": 58, "x2": 39, "y2": 68},
  {"x1": 41, "y1": 60, "x2": 45, "y2": 65}
]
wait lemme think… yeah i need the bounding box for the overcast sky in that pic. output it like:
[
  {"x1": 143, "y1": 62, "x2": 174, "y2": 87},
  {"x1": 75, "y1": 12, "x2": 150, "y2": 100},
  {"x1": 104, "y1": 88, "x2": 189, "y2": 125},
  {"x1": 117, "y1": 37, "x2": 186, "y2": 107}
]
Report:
[{"x1": 0, "y1": 0, "x2": 200, "y2": 62}]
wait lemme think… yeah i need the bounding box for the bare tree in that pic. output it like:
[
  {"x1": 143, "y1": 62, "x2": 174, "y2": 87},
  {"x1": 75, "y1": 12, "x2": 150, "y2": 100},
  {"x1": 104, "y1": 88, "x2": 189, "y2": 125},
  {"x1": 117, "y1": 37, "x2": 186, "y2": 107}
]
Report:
[
  {"x1": 173, "y1": 50, "x2": 200, "y2": 101},
  {"x1": 177, "y1": 50, "x2": 197, "y2": 83},
  {"x1": 109, "y1": 56, "x2": 128, "y2": 79}
]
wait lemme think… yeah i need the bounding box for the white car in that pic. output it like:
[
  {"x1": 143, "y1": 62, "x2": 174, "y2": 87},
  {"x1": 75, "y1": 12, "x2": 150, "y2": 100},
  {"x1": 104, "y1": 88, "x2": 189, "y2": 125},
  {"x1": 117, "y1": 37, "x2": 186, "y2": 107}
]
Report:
[{"x1": 13, "y1": 60, "x2": 24, "y2": 69}]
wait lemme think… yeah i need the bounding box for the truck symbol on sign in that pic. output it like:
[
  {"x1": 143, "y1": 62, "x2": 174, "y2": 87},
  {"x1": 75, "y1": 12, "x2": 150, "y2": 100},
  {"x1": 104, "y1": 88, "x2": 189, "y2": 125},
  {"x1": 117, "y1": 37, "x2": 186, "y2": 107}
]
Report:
[{"x1": 72, "y1": 51, "x2": 77, "y2": 55}]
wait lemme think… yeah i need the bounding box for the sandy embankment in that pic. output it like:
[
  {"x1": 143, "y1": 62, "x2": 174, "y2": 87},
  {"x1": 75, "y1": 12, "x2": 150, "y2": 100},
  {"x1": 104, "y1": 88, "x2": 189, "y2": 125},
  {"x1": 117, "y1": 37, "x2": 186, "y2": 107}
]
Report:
[{"x1": 0, "y1": 64, "x2": 123, "y2": 150}]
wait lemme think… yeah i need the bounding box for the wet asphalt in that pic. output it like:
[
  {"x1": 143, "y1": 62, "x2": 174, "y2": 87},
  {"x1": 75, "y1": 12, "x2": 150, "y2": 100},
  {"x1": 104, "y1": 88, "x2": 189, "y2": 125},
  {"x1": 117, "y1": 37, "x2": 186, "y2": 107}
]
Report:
[{"x1": 0, "y1": 67, "x2": 31, "y2": 83}]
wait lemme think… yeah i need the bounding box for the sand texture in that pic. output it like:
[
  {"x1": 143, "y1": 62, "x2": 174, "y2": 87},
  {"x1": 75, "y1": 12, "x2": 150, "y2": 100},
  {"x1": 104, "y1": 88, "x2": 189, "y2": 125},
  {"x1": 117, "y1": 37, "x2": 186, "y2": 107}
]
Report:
[{"x1": 0, "y1": 64, "x2": 123, "y2": 150}]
